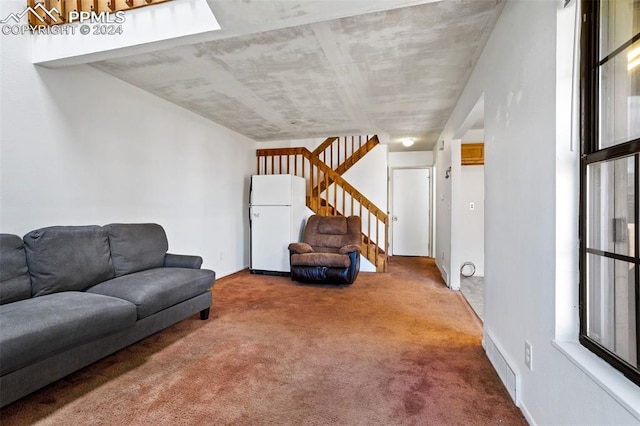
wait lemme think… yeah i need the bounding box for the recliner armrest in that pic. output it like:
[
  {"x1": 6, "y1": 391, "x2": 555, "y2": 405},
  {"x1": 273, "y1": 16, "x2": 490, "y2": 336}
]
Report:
[
  {"x1": 164, "y1": 253, "x2": 203, "y2": 269},
  {"x1": 288, "y1": 242, "x2": 314, "y2": 254},
  {"x1": 338, "y1": 244, "x2": 361, "y2": 254}
]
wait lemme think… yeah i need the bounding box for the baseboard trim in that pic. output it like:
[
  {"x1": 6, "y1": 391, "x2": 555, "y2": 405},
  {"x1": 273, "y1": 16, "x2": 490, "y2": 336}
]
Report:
[
  {"x1": 435, "y1": 259, "x2": 449, "y2": 287},
  {"x1": 482, "y1": 329, "x2": 520, "y2": 406},
  {"x1": 519, "y1": 401, "x2": 537, "y2": 426},
  {"x1": 483, "y1": 331, "x2": 539, "y2": 426}
]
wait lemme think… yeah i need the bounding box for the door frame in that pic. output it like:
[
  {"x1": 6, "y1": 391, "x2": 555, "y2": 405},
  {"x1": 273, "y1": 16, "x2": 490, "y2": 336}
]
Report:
[{"x1": 388, "y1": 166, "x2": 434, "y2": 257}]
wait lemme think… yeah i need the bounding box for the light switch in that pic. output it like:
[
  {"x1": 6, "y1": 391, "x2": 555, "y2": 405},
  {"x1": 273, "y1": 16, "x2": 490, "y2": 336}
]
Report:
[{"x1": 469, "y1": 202, "x2": 475, "y2": 211}]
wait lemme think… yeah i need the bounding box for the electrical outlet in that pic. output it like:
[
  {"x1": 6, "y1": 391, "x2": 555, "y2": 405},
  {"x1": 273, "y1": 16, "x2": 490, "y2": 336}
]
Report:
[
  {"x1": 525, "y1": 341, "x2": 533, "y2": 370},
  {"x1": 469, "y1": 202, "x2": 475, "y2": 211}
]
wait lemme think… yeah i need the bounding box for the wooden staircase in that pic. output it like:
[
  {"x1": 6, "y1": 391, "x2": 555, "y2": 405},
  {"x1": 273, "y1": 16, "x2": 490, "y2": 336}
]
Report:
[
  {"x1": 256, "y1": 136, "x2": 387, "y2": 272},
  {"x1": 311, "y1": 135, "x2": 379, "y2": 196}
]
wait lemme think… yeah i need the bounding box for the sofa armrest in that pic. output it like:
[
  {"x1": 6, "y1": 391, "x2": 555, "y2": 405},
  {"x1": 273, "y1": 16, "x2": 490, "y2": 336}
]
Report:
[
  {"x1": 164, "y1": 253, "x2": 203, "y2": 269},
  {"x1": 338, "y1": 244, "x2": 361, "y2": 255},
  {"x1": 288, "y1": 242, "x2": 314, "y2": 254}
]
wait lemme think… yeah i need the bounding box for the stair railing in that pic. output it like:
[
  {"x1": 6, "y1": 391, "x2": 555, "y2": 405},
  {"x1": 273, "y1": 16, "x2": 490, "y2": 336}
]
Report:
[
  {"x1": 312, "y1": 135, "x2": 376, "y2": 172},
  {"x1": 312, "y1": 135, "x2": 379, "y2": 195},
  {"x1": 256, "y1": 147, "x2": 388, "y2": 271}
]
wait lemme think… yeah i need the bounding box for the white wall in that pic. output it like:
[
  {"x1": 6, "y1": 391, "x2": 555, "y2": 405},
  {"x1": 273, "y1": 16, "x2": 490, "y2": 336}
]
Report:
[
  {"x1": 32, "y1": 0, "x2": 220, "y2": 67},
  {"x1": 343, "y1": 144, "x2": 388, "y2": 253},
  {"x1": 342, "y1": 144, "x2": 388, "y2": 216},
  {"x1": 388, "y1": 151, "x2": 433, "y2": 168},
  {"x1": 433, "y1": 138, "x2": 453, "y2": 286},
  {"x1": 461, "y1": 129, "x2": 485, "y2": 143},
  {"x1": 257, "y1": 137, "x2": 325, "y2": 151},
  {"x1": 459, "y1": 128, "x2": 485, "y2": 277},
  {"x1": 434, "y1": 0, "x2": 639, "y2": 424},
  {"x1": 0, "y1": 4, "x2": 255, "y2": 278},
  {"x1": 459, "y1": 165, "x2": 484, "y2": 277}
]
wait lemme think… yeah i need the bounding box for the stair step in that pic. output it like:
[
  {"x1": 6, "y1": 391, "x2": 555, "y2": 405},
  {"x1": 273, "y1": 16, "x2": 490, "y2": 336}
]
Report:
[{"x1": 361, "y1": 241, "x2": 387, "y2": 272}]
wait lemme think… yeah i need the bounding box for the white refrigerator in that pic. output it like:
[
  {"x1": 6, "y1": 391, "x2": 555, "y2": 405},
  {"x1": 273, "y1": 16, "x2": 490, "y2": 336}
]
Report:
[{"x1": 249, "y1": 174, "x2": 307, "y2": 274}]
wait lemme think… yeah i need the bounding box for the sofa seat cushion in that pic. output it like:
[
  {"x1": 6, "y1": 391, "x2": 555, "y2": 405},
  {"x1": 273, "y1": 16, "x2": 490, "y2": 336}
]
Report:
[
  {"x1": 87, "y1": 268, "x2": 215, "y2": 319},
  {"x1": 0, "y1": 292, "x2": 137, "y2": 375},
  {"x1": 291, "y1": 253, "x2": 351, "y2": 268}
]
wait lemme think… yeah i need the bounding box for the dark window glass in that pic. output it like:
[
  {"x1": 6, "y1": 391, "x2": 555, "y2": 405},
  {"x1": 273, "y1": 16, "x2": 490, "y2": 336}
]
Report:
[{"x1": 580, "y1": 0, "x2": 640, "y2": 386}]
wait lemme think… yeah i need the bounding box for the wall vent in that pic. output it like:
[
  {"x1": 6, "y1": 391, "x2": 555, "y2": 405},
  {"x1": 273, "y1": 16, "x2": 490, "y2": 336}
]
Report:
[{"x1": 483, "y1": 331, "x2": 518, "y2": 403}]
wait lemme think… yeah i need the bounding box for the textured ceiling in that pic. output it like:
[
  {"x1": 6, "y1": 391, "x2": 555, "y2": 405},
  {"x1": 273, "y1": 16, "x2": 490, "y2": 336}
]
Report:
[{"x1": 92, "y1": 0, "x2": 503, "y2": 151}]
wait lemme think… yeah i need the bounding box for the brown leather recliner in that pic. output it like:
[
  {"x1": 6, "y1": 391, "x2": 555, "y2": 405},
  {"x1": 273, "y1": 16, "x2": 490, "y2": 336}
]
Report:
[{"x1": 288, "y1": 215, "x2": 361, "y2": 284}]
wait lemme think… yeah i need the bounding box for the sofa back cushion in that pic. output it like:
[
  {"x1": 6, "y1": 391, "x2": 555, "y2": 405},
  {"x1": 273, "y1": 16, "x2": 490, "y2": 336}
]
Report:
[
  {"x1": 23, "y1": 226, "x2": 115, "y2": 297},
  {"x1": 105, "y1": 223, "x2": 168, "y2": 277},
  {"x1": 0, "y1": 234, "x2": 32, "y2": 304}
]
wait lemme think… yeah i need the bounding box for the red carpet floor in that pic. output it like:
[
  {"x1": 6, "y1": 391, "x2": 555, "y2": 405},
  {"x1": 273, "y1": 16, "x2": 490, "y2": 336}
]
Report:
[{"x1": 1, "y1": 257, "x2": 527, "y2": 425}]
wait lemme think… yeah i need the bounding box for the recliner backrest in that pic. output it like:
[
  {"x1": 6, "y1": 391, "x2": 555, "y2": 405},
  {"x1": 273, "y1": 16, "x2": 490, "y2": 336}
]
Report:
[{"x1": 302, "y1": 215, "x2": 361, "y2": 250}]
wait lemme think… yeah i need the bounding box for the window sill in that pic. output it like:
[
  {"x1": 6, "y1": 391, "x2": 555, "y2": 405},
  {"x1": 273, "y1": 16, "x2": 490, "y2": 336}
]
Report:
[{"x1": 552, "y1": 340, "x2": 640, "y2": 421}]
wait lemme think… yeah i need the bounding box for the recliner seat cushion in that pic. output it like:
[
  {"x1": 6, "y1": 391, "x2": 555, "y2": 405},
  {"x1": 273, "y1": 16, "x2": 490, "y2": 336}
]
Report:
[
  {"x1": 23, "y1": 226, "x2": 115, "y2": 297},
  {"x1": 87, "y1": 268, "x2": 215, "y2": 319},
  {"x1": 0, "y1": 292, "x2": 136, "y2": 375},
  {"x1": 105, "y1": 223, "x2": 169, "y2": 277},
  {"x1": 0, "y1": 234, "x2": 31, "y2": 304}
]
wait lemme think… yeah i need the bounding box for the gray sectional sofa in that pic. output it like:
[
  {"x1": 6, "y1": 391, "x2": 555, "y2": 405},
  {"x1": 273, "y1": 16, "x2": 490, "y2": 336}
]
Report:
[{"x1": 0, "y1": 223, "x2": 215, "y2": 407}]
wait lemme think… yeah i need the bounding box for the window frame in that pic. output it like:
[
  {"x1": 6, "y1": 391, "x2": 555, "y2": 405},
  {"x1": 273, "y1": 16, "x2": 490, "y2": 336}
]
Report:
[{"x1": 579, "y1": 0, "x2": 640, "y2": 387}]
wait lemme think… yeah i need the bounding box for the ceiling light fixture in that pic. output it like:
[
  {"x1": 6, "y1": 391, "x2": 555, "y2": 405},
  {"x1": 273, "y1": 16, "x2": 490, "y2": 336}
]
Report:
[{"x1": 401, "y1": 138, "x2": 415, "y2": 147}]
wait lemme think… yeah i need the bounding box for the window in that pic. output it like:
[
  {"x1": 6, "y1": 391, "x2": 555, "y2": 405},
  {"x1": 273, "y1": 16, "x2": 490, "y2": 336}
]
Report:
[{"x1": 580, "y1": 0, "x2": 640, "y2": 386}]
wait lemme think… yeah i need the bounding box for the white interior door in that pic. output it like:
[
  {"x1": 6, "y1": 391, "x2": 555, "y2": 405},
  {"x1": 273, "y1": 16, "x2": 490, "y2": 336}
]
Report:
[{"x1": 392, "y1": 168, "x2": 430, "y2": 256}]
